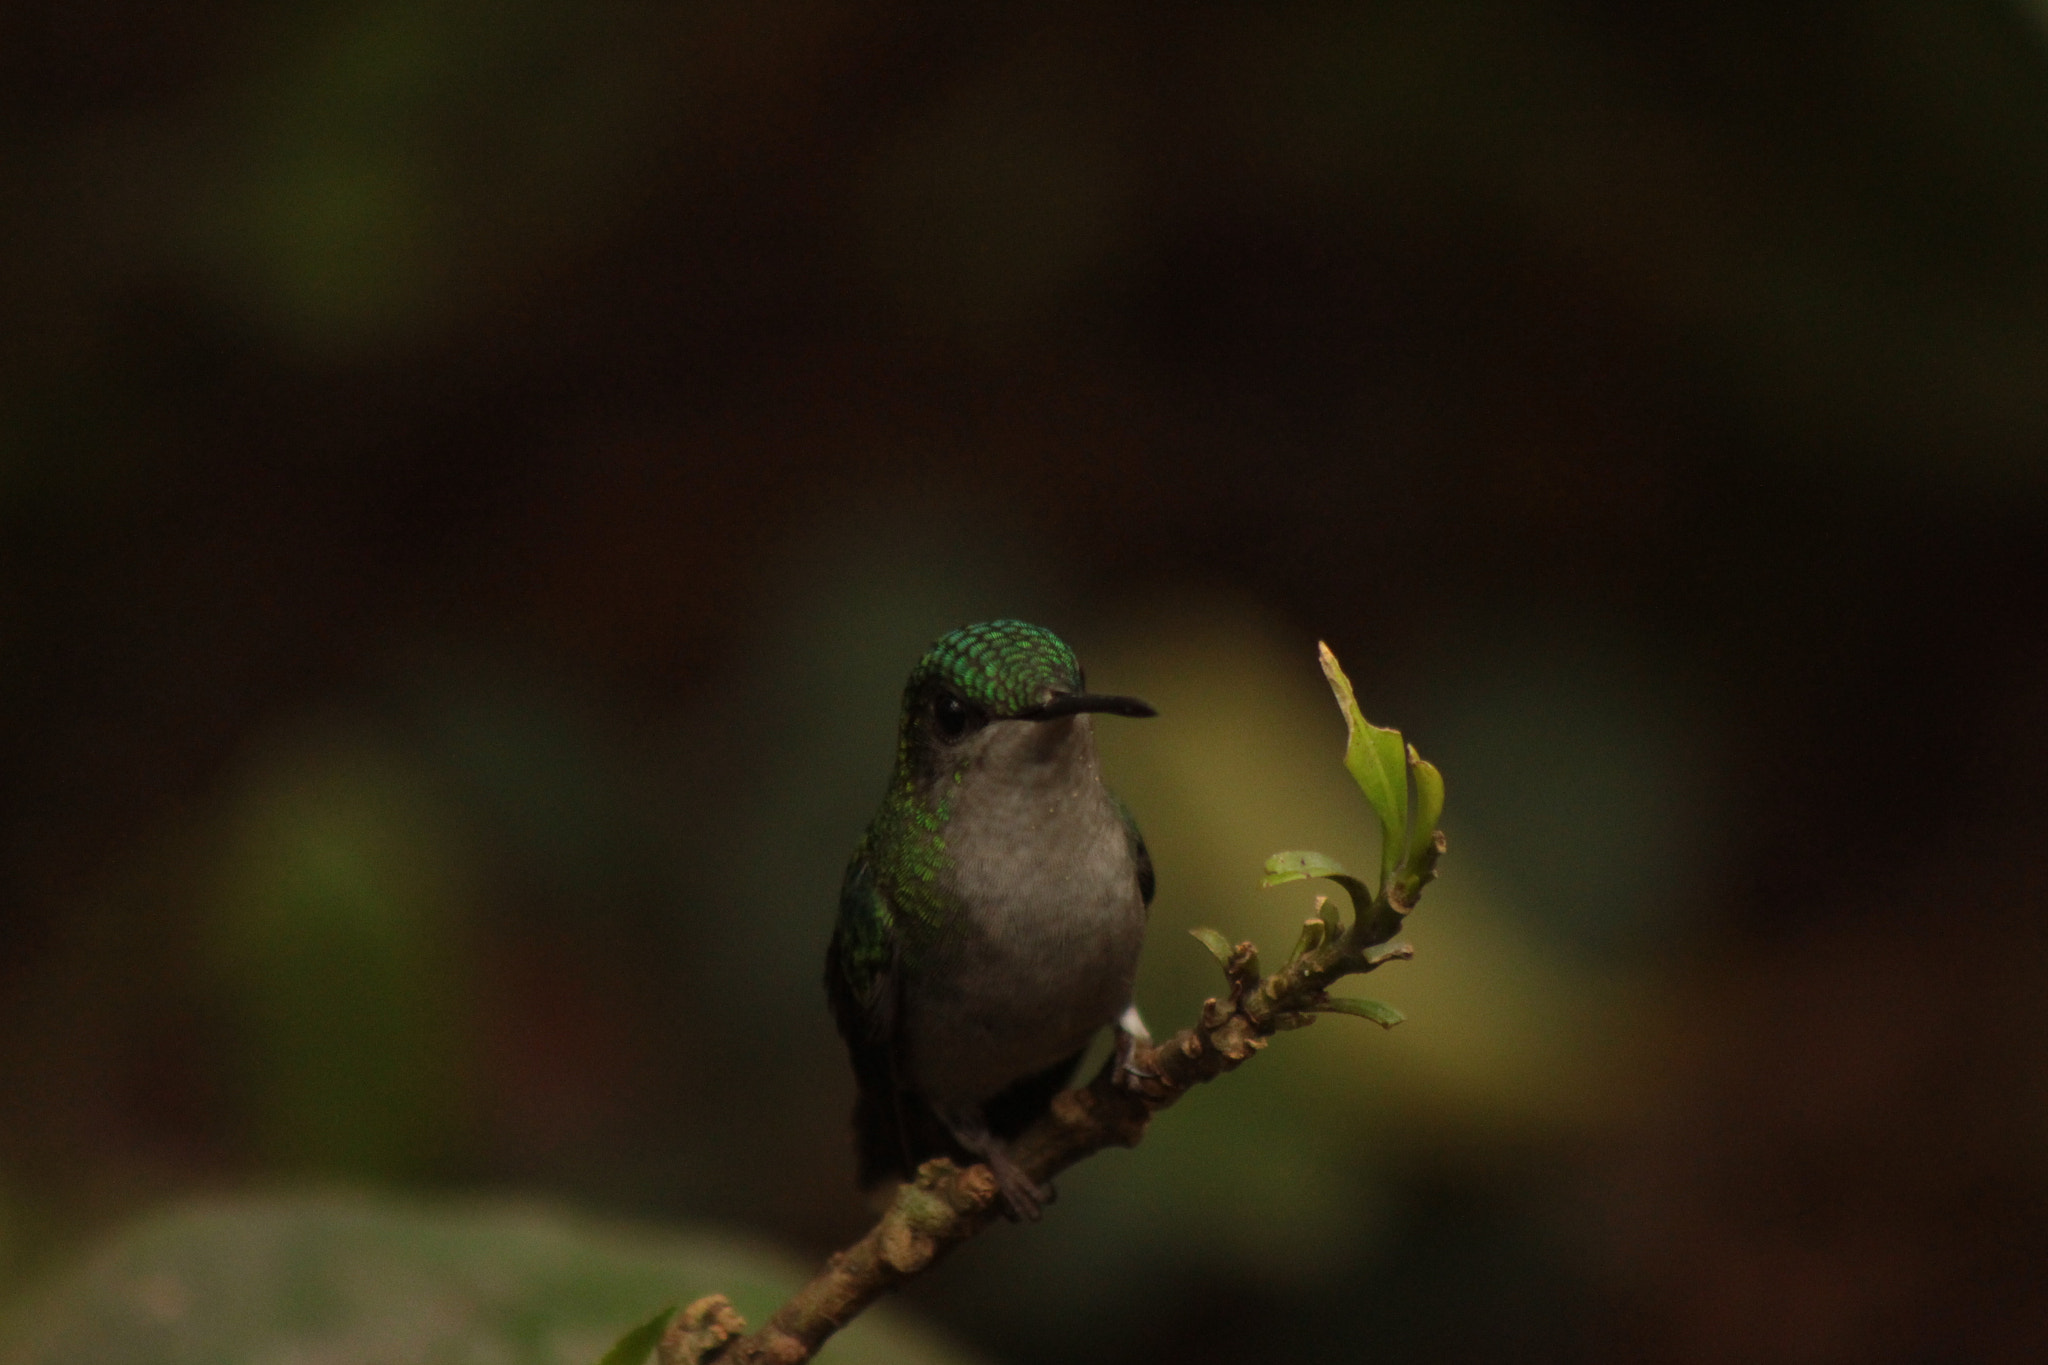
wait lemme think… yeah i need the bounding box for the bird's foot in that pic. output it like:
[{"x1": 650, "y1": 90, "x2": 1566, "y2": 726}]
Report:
[
  {"x1": 938, "y1": 1103, "x2": 1054, "y2": 1222},
  {"x1": 984, "y1": 1148, "x2": 1054, "y2": 1223},
  {"x1": 1112, "y1": 1003, "x2": 1158, "y2": 1089}
]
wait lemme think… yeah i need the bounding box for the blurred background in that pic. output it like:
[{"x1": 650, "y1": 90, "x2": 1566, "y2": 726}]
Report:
[{"x1": 5, "y1": 1, "x2": 2048, "y2": 1361}]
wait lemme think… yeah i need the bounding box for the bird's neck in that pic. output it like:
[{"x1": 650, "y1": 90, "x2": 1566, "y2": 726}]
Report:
[
  {"x1": 873, "y1": 716, "x2": 1103, "y2": 931},
  {"x1": 944, "y1": 714, "x2": 1101, "y2": 818}
]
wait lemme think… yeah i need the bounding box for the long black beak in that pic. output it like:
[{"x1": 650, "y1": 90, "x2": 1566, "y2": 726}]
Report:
[{"x1": 1016, "y1": 692, "x2": 1157, "y2": 721}]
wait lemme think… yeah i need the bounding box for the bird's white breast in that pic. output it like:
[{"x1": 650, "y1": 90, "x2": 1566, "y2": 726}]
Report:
[{"x1": 899, "y1": 716, "x2": 1147, "y2": 1104}]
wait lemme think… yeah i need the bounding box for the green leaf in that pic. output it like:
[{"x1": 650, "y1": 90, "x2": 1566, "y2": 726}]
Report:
[
  {"x1": 1314, "y1": 997, "x2": 1405, "y2": 1028},
  {"x1": 1403, "y1": 747, "x2": 1445, "y2": 876},
  {"x1": 1287, "y1": 917, "x2": 1327, "y2": 964},
  {"x1": 1188, "y1": 927, "x2": 1236, "y2": 970},
  {"x1": 596, "y1": 1305, "x2": 677, "y2": 1365},
  {"x1": 1363, "y1": 939, "x2": 1414, "y2": 967},
  {"x1": 1316, "y1": 893, "x2": 1343, "y2": 937},
  {"x1": 1260, "y1": 849, "x2": 1346, "y2": 886},
  {"x1": 1318, "y1": 643, "x2": 1408, "y2": 882},
  {"x1": 1261, "y1": 851, "x2": 1374, "y2": 917}
]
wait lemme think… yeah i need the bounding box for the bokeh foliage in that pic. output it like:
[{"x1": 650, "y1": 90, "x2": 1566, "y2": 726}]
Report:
[
  {"x1": 0, "y1": 1194, "x2": 972, "y2": 1365},
  {"x1": 6, "y1": 2, "x2": 2048, "y2": 1363}
]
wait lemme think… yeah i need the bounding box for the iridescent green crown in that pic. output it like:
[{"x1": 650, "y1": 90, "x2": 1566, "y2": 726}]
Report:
[{"x1": 909, "y1": 620, "x2": 1083, "y2": 715}]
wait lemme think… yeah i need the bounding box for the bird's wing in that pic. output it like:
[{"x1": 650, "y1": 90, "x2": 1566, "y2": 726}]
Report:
[
  {"x1": 825, "y1": 842, "x2": 915, "y2": 1186},
  {"x1": 1113, "y1": 792, "x2": 1156, "y2": 907}
]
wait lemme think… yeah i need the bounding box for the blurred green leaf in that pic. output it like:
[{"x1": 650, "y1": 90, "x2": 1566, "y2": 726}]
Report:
[
  {"x1": 192, "y1": 0, "x2": 680, "y2": 355},
  {"x1": 1261, "y1": 851, "x2": 1374, "y2": 918},
  {"x1": 596, "y1": 1304, "x2": 675, "y2": 1365},
  {"x1": 1287, "y1": 918, "x2": 1327, "y2": 964},
  {"x1": 1315, "y1": 893, "x2": 1343, "y2": 937},
  {"x1": 1362, "y1": 939, "x2": 1414, "y2": 968},
  {"x1": 1260, "y1": 848, "x2": 1348, "y2": 885},
  {"x1": 1403, "y1": 747, "x2": 1445, "y2": 877},
  {"x1": 1317, "y1": 643, "x2": 1408, "y2": 882},
  {"x1": 0, "y1": 1194, "x2": 974, "y2": 1365},
  {"x1": 1188, "y1": 926, "x2": 1236, "y2": 971},
  {"x1": 206, "y1": 737, "x2": 475, "y2": 1179},
  {"x1": 1313, "y1": 997, "x2": 1405, "y2": 1028}
]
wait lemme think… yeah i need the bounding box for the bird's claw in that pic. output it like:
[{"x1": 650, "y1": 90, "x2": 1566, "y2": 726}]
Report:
[
  {"x1": 938, "y1": 1104, "x2": 1053, "y2": 1221},
  {"x1": 986, "y1": 1151, "x2": 1053, "y2": 1222}
]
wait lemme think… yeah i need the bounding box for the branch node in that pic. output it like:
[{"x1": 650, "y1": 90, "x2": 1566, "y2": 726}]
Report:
[
  {"x1": 1224, "y1": 943, "x2": 1261, "y2": 1001},
  {"x1": 876, "y1": 1220, "x2": 933, "y2": 1275},
  {"x1": 1067, "y1": 1081, "x2": 1151, "y2": 1146},
  {"x1": 928, "y1": 1159, "x2": 997, "y2": 1215},
  {"x1": 659, "y1": 1294, "x2": 748, "y2": 1365},
  {"x1": 1215, "y1": 1024, "x2": 1259, "y2": 1062}
]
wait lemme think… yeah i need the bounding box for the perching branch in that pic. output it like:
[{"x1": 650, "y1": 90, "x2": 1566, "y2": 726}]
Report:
[{"x1": 639, "y1": 643, "x2": 1446, "y2": 1365}]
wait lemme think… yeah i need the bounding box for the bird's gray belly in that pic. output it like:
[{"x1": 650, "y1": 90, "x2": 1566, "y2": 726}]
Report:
[{"x1": 900, "y1": 810, "x2": 1145, "y2": 1104}]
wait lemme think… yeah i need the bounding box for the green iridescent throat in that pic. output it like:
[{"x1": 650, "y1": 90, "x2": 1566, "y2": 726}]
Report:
[{"x1": 870, "y1": 778, "x2": 955, "y2": 936}]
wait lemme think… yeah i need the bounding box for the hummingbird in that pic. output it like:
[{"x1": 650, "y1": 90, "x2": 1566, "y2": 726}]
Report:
[{"x1": 825, "y1": 620, "x2": 1157, "y2": 1220}]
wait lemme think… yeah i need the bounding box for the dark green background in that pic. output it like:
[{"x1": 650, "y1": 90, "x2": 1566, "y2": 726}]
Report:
[{"x1": 5, "y1": 3, "x2": 2048, "y2": 1361}]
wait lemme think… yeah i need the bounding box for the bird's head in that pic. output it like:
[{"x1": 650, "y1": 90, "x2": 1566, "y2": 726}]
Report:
[{"x1": 895, "y1": 620, "x2": 1155, "y2": 777}]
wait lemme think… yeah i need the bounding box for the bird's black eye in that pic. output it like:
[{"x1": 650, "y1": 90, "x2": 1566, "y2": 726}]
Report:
[{"x1": 933, "y1": 692, "x2": 971, "y2": 741}]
